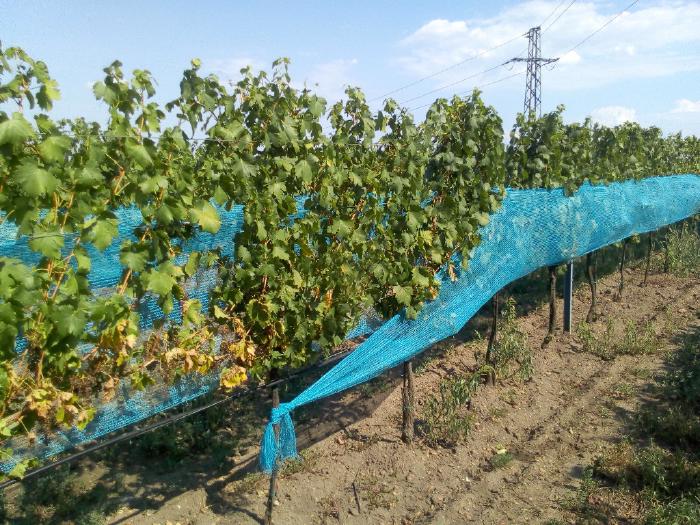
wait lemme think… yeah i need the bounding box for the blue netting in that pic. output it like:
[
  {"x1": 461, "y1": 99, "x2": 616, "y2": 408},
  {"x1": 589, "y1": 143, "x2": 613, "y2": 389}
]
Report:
[
  {"x1": 0, "y1": 175, "x2": 698, "y2": 473},
  {"x1": 258, "y1": 174, "x2": 700, "y2": 472}
]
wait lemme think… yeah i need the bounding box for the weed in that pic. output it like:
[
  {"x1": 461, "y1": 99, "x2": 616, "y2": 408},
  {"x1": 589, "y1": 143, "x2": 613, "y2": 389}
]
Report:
[
  {"x1": 280, "y1": 449, "x2": 319, "y2": 477},
  {"x1": 317, "y1": 494, "x2": 341, "y2": 522},
  {"x1": 489, "y1": 450, "x2": 514, "y2": 470},
  {"x1": 358, "y1": 375, "x2": 392, "y2": 398},
  {"x1": 343, "y1": 428, "x2": 380, "y2": 452},
  {"x1": 490, "y1": 298, "x2": 533, "y2": 381},
  {"x1": 618, "y1": 320, "x2": 658, "y2": 355},
  {"x1": 577, "y1": 318, "x2": 658, "y2": 360},
  {"x1": 610, "y1": 382, "x2": 636, "y2": 399},
  {"x1": 577, "y1": 319, "x2": 615, "y2": 360},
  {"x1": 560, "y1": 466, "x2": 610, "y2": 522},
  {"x1": 488, "y1": 407, "x2": 508, "y2": 420},
  {"x1": 2, "y1": 464, "x2": 120, "y2": 525},
  {"x1": 500, "y1": 388, "x2": 519, "y2": 406},
  {"x1": 662, "y1": 223, "x2": 700, "y2": 277},
  {"x1": 420, "y1": 373, "x2": 479, "y2": 447},
  {"x1": 565, "y1": 327, "x2": 700, "y2": 524},
  {"x1": 228, "y1": 472, "x2": 266, "y2": 498},
  {"x1": 355, "y1": 471, "x2": 397, "y2": 511},
  {"x1": 629, "y1": 367, "x2": 653, "y2": 380}
]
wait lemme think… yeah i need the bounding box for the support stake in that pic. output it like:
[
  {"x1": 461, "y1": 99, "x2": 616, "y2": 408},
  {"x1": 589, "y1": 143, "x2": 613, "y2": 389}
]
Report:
[
  {"x1": 402, "y1": 360, "x2": 415, "y2": 444},
  {"x1": 586, "y1": 252, "x2": 597, "y2": 323},
  {"x1": 615, "y1": 239, "x2": 628, "y2": 301},
  {"x1": 543, "y1": 265, "x2": 557, "y2": 346},
  {"x1": 563, "y1": 261, "x2": 573, "y2": 333},
  {"x1": 264, "y1": 386, "x2": 280, "y2": 525},
  {"x1": 643, "y1": 233, "x2": 653, "y2": 286},
  {"x1": 485, "y1": 293, "x2": 499, "y2": 385}
]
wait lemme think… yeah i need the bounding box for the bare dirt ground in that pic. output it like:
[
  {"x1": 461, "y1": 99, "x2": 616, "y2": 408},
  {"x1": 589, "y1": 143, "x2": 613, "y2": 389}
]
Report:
[{"x1": 92, "y1": 261, "x2": 699, "y2": 525}]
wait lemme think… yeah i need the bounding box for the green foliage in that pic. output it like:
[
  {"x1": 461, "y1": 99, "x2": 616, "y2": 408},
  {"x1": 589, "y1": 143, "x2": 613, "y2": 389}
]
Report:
[
  {"x1": 576, "y1": 319, "x2": 657, "y2": 361},
  {"x1": 0, "y1": 41, "x2": 698, "y2": 473},
  {"x1": 420, "y1": 372, "x2": 480, "y2": 447},
  {"x1": 489, "y1": 297, "x2": 532, "y2": 381},
  {"x1": 663, "y1": 222, "x2": 700, "y2": 276},
  {"x1": 566, "y1": 328, "x2": 700, "y2": 524}
]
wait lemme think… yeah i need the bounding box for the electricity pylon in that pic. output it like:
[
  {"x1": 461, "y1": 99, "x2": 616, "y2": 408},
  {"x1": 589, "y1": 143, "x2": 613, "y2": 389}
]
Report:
[{"x1": 506, "y1": 26, "x2": 559, "y2": 117}]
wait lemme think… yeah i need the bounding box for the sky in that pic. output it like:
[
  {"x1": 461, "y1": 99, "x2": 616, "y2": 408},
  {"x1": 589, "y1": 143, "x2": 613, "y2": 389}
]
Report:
[{"x1": 2, "y1": 0, "x2": 700, "y2": 136}]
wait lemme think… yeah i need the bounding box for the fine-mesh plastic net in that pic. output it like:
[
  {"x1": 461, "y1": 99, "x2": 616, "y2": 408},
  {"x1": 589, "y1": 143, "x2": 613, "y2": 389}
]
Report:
[
  {"x1": 1, "y1": 174, "x2": 699, "y2": 473},
  {"x1": 258, "y1": 174, "x2": 700, "y2": 472}
]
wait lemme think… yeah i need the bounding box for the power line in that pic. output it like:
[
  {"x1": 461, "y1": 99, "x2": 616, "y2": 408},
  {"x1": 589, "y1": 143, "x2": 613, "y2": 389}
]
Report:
[
  {"x1": 370, "y1": 0, "x2": 578, "y2": 105},
  {"x1": 539, "y1": 0, "x2": 574, "y2": 28},
  {"x1": 563, "y1": 0, "x2": 641, "y2": 54},
  {"x1": 543, "y1": 0, "x2": 578, "y2": 33},
  {"x1": 408, "y1": 69, "x2": 526, "y2": 112},
  {"x1": 369, "y1": 33, "x2": 524, "y2": 103},
  {"x1": 398, "y1": 62, "x2": 507, "y2": 106}
]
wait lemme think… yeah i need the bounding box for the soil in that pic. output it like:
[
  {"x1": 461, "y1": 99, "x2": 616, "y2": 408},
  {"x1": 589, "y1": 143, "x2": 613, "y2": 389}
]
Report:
[
  {"x1": 91, "y1": 260, "x2": 697, "y2": 524},
  {"x1": 5, "y1": 259, "x2": 697, "y2": 525}
]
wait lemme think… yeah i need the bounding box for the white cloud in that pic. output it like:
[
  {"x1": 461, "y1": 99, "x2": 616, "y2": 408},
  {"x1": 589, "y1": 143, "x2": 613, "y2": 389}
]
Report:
[
  {"x1": 304, "y1": 58, "x2": 359, "y2": 103},
  {"x1": 205, "y1": 57, "x2": 265, "y2": 83},
  {"x1": 672, "y1": 99, "x2": 700, "y2": 113},
  {"x1": 558, "y1": 51, "x2": 581, "y2": 65},
  {"x1": 395, "y1": 1, "x2": 700, "y2": 95},
  {"x1": 590, "y1": 105, "x2": 637, "y2": 126}
]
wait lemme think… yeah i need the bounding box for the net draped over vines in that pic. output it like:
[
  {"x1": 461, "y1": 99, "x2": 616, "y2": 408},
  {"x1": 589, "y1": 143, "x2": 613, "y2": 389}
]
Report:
[
  {"x1": 2, "y1": 44, "x2": 700, "y2": 475},
  {"x1": 1, "y1": 175, "x2": 698, "y2": 473}
]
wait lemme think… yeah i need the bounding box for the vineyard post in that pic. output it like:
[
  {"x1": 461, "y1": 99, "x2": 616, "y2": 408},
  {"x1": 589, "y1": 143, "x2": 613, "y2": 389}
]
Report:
[
  {"x1": 563, "y1": 261, "x2": 573, "y2": 332},
  {"x1": 401, "y1": 360, "x2": 415, "y2": 444},
  {"x1": 586, "y1": 252, "x2": 598, "y2": 323},
  {"x1": 264, "y1": 385, "x2": 281, "y2": 525},
  {"x1": 543, "y1": 266, "x2": 558, "y2": 345},
  {"x1": 485, "y1": 292, "x2": 499, "y2": 385},
  {"x1": 615, "y1": 239, "x2": 629, "y2": 300},
  {"x1": 643, "y1": 233, "x2": 653, "y2": 286}
]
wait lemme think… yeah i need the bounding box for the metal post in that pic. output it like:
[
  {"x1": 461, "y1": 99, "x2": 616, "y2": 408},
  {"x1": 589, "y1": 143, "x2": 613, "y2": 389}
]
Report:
[{"x1": 563, "y1": 261, "x2": 574, "y2": 332}]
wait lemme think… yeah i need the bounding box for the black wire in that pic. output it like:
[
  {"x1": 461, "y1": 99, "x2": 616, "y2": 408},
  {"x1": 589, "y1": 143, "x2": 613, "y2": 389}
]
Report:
[
  {"x1": 564, "y1": 0, "x2": 641, "y2": 54},
  {"x1": 543, "y1": 0, "x2": 578, "y2": 33},
  {"x1": 0, "y1": 345, "x2": 355, "y2": 491},
  {"x1": 408, "y1": 69, "x2": 526, "y2": 112},
  {"x1": 369, "y1": 0, "x2": 577, "y2": 104},
  {"x1": 398, "y1": 62, "x2": 508, "y2": 106}
]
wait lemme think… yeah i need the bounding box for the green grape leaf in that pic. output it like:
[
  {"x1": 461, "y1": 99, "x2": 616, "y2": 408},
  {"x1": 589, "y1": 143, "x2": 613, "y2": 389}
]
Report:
[
  {"x1": 0, "y1": 113, "x2": 35, "y2": 146},
  {"x1": 190, "y1": 201, "x2": 221, "y2": 234}
]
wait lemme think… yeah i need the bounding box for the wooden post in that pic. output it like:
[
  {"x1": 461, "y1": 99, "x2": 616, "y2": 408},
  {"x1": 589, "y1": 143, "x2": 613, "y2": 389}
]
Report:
[
  {"x1": 485, "y1": 292, "x2": 499, "y2": 385},
  {"x1": 615, "y1": 239, "x2": 628, "y2": 301},
  {"x1": 264, "y1": 386, "x2": 280, "y2": 525},
  {"x1": 543, "y1": 265, "x2": 557, "y2": 345},
  {"x1": 585, "y1": 252, "x2": 597, "y2": 323},
  {"x1": 563, "y1": 261, "x2": 573, "y2": 333},
  {"x1": 402, "y1": 360, "x2": 415, "y2": 444},
  {"x1": 643, "y1": 233, "x2": 653, "y2": 286}
]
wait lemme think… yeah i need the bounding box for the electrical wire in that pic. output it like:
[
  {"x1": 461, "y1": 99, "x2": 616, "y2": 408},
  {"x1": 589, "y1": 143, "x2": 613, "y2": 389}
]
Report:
[
  {"x1": 398, "y1": 62, "x2": 507, "y2": 106},
  {"x1": 369, "y1": 0, "x2": 580, "y2": 103},
  {"x1": 0, "y1": 345, "x2": 357, "y2": 490},
  {"x1": 543, "y1": 0, "x2": 578, "y2": 33},
  {"x1": 408, "y1": 69, "x2": 527, "y2": 112},
  {"x1": 562, "y1": 0, "x2": 641, "y2": 54},
  {"x1": 368, "y1": 33, "x2": 524, "y2": 103},
  {"x1": 539, "y1": 0, "x2": 574, "y2": 28}
]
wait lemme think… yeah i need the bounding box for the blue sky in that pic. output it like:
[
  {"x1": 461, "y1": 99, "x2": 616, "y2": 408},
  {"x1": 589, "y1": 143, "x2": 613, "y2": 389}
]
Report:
[{"x1": 2, "y1": 0, "x2": 700, "y2": 135}]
